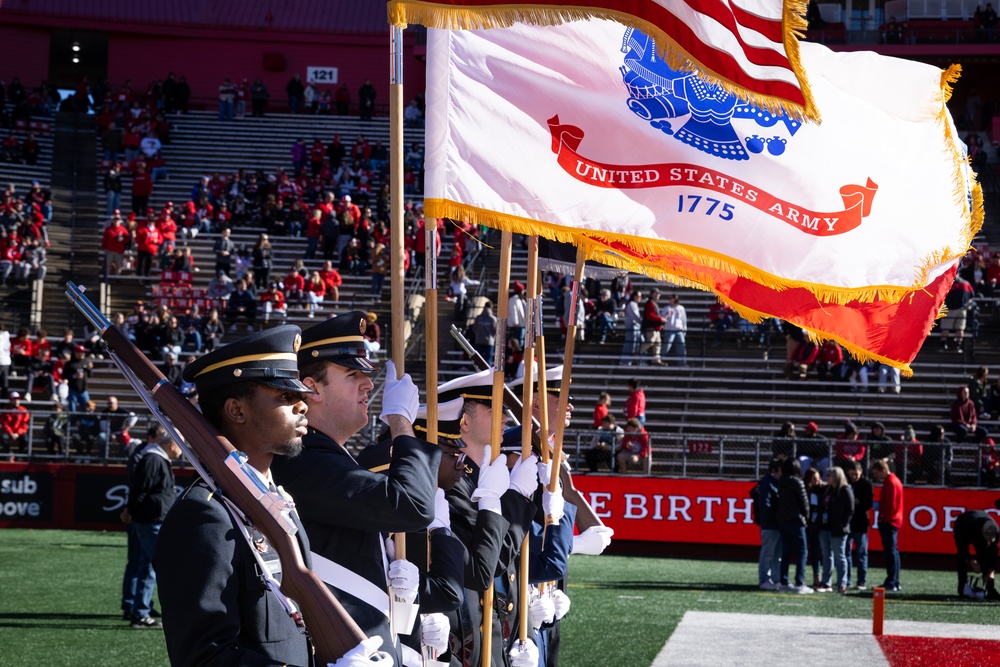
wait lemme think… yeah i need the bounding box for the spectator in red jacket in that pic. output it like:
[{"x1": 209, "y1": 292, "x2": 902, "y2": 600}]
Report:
[
  {"x1": 305, "y1": 271, "x2": 326, "y2": 318},
  {"x1": 834, "y1": 420, "x2": 866, "y2": 469},
  {"x1": 816, "y1": 340, "x2": 844, "y2": 382},
  {"x1": 305, "y1": 208, "x2": 322, "y2": 259},
  {"x1": 156, "y1": 210, "x2": 178, "y2": 254},
  {"x1": 130, "y1": 162, "x2": 154, "y2": 215},
  {"x1": 100, "y1": 213, "x2": 130, "y2": 275},
  {"x1": 260, "y1": 282, "x2": 287, "y2": 325},
  {"x1": 1, "y1": 392, "x2": 30, "y2": 454},
  {"x1": 593, "y1": 392, "x2": 611, "y2": 429},
  {"x1": 617, "y1": 418, "x2": 650, "y2": 473},
  {"x1": 0, "y1": 232, "x2": 22, "y2": 286},
  {"x1": 9, "y1": 328, "x2": 34, "y2": 377},
  {"x1": 952, "y1": 384, "x2": 989, "y2": 443},
  {"x1": 785, "y1": 339, "x2": 819, "y2": 380},
  {"x1": 709, "y1": 301, "x2": 736, "y2": 345},
  {"x1": 134, "y1": 218, "x2": 162, "y2": 277},
  {"x1": 282, "y1": 266, "x2": 305, "y2": 308},
  {"x1": 624, "y1": 378, "x2": 646, "y2": 427},
  {"x1": 639, "y1": 289, "x2": 666, "y2": 366},
  {"x1": 871, "y1": 459, "x2": 903, "y2": 591},
  {"x1": 318, "y1": 260, "x2": 342, "y2": 303}
]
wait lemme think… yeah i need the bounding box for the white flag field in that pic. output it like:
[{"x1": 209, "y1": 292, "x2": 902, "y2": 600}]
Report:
[{"x1": 423, "y1": 19, "x2": 982, "y2": 307}]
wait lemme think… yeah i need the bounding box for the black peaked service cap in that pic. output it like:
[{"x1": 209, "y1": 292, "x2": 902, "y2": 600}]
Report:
[{"x1": 182, "y1": 325, "x2": 311, "y2": 394}]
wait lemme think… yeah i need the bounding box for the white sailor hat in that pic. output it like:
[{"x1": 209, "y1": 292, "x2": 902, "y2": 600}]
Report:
[
  {"x1": 413, "y1": 397, "x2": 466, "y2": 445},
  {"x1": 509, "y1": 365, "x2": 566, "y2": 394},
  {"x1": 436, "y1": 369, "x2": 494, "y2": 406}
]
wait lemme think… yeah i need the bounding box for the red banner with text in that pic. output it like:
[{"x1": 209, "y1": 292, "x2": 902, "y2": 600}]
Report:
[{"x1": 573, "y1": 476, "x2": 1000, "y2": 555}]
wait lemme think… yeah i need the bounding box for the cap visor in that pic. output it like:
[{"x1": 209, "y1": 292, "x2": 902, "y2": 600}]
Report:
[
  {"x1": 331, "y1": 356, "x2": 378, "y2": 373},
  {"x1": 254, "y1": 378, "x2": 313, "y2": 394}
]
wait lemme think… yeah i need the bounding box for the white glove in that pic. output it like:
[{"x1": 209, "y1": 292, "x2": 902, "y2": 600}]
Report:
[
  {"x1": 471, "y1": 446, "x2": 509, "y2": 514},
  {"x1": 379, "y1": 360, "x2": 420, "y2": 425},
  {"x1": 528, "y1": 591, "x2": 555, "y2": 630},
  {"x1": 551, "y1": 589, "x2": 571, "y2": 620},
  {"x1": 420, "y1": 612, "x2": 450, "y2": 653},
  {"x1": 543, "y1": 485, "x2": 564, "y2": 524},
  {"x1": 571, "y1": 526, "x2": 614, "y2": 556},
  {"x1": 429, "y1": 487, "x2": 451, "y2": 531},
  {"x1": 388, "y1": 558, "x2": 419, "y2": 604},
  {"x1": 508, "y1": 639, "x2": 540, "y2": 667},
  {"x1": 537, "y1": 461, "x2": 564, "y2": 523},
  {"x1": 328, "y1": 636, "x2": 393, "y2": 666},
  {"x1": 509, "y1": 453, "x2": 539, "y2": 498}
]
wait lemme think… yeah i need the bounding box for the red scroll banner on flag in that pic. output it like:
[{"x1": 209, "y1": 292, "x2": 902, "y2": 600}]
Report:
[
  {"x1": 549, "y1": 116, "x2": 879, "y2": 237},
  {"x1": 388, "y1": 0, "x2": 818, "y2": 120}
]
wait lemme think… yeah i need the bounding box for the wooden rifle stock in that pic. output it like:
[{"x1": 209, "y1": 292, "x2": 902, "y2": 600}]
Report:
[
  {"x1": 66, "y1": 283, "x2": 365, "y2": 663},
  {"x1": 448, "y1": 325, "x2": 605, "y2": 531}
]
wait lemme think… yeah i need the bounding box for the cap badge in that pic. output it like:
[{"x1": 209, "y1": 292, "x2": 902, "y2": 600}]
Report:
[
  {"x1": 233, "y1": 368, "x2": 243, "y2": 377},
  {"x1": 359, "y1": 318, "x2": 367, "y2": 335},
  {"x1": 293, "y1": 333, "x2": 301, "y2": 353}
]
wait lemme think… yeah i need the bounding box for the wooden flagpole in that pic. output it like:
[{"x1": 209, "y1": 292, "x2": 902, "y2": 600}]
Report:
[
  {"x1": 424, "y1": 225, "x2": 439, "y2": 445},
  {"x1": 549, "y1": 254, "x2": 586, "y2": 492},
  {"x1": 389, "y1": 23, "x2": 406, "y2": 563},
  {"x1": 516, "y1": 236, "x2": 539, "y2": 643},
  {"x1": 482, "y1": 229, "x2": 513, "y2": 663}
]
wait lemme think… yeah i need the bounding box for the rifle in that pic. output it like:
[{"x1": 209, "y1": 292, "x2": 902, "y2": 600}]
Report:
[
  {"x1": 66, "y1": 283, "x2": 365, "y2": 662},
  {"x1": 448, "y1": 324, "x2": 605, "y2": 531}
]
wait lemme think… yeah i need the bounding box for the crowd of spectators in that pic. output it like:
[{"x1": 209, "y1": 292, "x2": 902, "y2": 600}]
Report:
[
  {"x1": 1, "y1": 181, "x2": 50, "y2": 285},
  {"x1": 213, "y1": 74, "x2": 413, "y2": 120}
]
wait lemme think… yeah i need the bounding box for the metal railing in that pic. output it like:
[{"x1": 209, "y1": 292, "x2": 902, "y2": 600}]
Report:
[{"x1": 6, "y1": 409, "x2": 996, "y2": 489}]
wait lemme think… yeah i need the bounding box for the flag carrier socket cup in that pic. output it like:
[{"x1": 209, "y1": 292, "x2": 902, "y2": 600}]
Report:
[{"x1": 391, "y1": 590, "x2": 419, "y2": 635}]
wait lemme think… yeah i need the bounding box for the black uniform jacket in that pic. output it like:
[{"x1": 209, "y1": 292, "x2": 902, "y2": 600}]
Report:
[
  {"x1": 271, "y1": 428, "x2": 440, "y2": 665},
  {"x1": 445, "y1": 461, "x2": 535, "y2": 667},
  {"x1": 155, "y1": 481, "x2": 312, "y2": 667}
]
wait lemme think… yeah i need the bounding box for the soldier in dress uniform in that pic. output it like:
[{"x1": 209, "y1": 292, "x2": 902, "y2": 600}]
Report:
[
  {"x1": 429, "y1": 371, "x2": 540, "y2": 667},
  {"x1": 508, "y1": 365, "x2": 613, "y2": 667},
  {"x1": 154, "y1": 325, "x2": 388, "y2": 666},
  {"x1": 356, "y1": 397, "x2": 471, "y2": 666},
  {"x1": 271, "y1": 312, "x2": 441, "y2": 667}
]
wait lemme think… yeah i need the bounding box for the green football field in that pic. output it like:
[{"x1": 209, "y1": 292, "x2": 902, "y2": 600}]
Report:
[{"x1": 1, "y1": 529, "x2": 998, "y2": 667}]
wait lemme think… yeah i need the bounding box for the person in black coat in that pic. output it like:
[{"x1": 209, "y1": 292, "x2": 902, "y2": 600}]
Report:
[
  {"x1": 846, "y1": 460, "x2": 874, "y2": 589},
  {"x1": 431, "y1": 370, "x2": 538, "y2": 667},
  {"x1": 953, "y1": 509, "x2": 1000, "y2": 599},
  {"x1": 155, "y1": 326, "x2": 385, "y2": 665},
  {"x1": 356, "y1": 396, "x2": 470, "y2": 665},
  {"x1": 777, "y1": 458, "x2": 812, "y2": 592},
  {"x1": 271, "y1": 313, "x2": 440, "y2": 667},
  {"x1": 126, "y1": 425, "x2": 180, "y2": 626}
]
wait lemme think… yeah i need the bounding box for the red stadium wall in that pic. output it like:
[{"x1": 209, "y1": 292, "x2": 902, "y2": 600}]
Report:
[
  {"x1": 105, "y1": 31, "x2": 427, "y2": 111},
  {"x1": 3, "y1": 463, "x2": 997, "y2": 557},
  {"x1": 574, "y1": 476, "x2": 999, "y2": 556},
  {"x1": 0, "y1": 20, "x2": 426, "y2": 107},
  {"x1": 0, "y1": 24, "x2": 51, "y2": 85}
]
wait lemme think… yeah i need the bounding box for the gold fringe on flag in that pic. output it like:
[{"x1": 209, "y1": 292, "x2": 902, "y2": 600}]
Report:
[
  {"x1": 425, "y1": 198, "x2": 972, "y2": 307},
  {"x1": 388, "y1": 0, "x2": 821, "y2": 123}
]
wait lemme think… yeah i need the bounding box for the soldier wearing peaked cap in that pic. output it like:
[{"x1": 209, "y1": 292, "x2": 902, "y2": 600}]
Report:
[
  {"x1": 271, "y1": 311, "x2": 442, "y2": 667},
  {"x1": 422, "y1": 371, "x2": 537, "y2": 667},
  {"x1": 355, "y1": 397, "x2": 470, "y2": 665},
  {"x1": 153, "y1": 326, "x2": 388, "y2": 665},
  {"x1": 507, "y1": 365, "x2": 613, "y2": 667}
]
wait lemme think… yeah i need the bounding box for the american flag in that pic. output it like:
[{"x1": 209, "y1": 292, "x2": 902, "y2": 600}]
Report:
[{"x1": 388, "y1": 0, "x2": 816, "y2": 120}]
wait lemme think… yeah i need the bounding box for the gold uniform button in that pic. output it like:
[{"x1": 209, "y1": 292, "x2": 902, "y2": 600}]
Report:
[
  {"x1": 479, "y1": 624, "x2": 483, "y2": 632},
  {"x1": 507, "y1": 602, "x2": 514, "y2": 611},
  {"x1": 509, "y1": 574, "x2": 515, "y2": 582}
]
